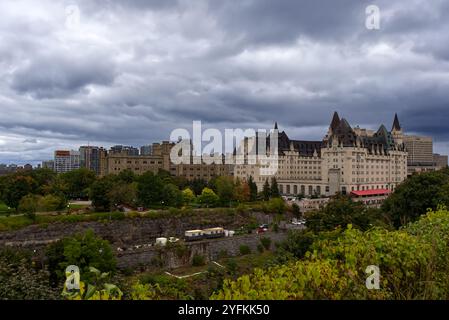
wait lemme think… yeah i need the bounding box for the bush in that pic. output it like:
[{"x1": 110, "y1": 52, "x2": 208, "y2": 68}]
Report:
[
  {"x1": 45, "y1": 229, "x2": 116, "y2": 285},
  {"x1": 18, "y1": 194, "x2": 39, "y2": 220},
  {"x1": 267, "y1": 198, "x2": 286, "y2": 215},
  {"x1": 212, "y1": 208, "x2": 449, "y2": 300},
  {"x1": 260, "y1": 237, "x2": 271, "y2": 251},
  {"x1": 0, "y1": 248, "x2": 59, "y2": 300},
  {"x1": 239, "y1": 245, "x2": 251, "y2": 255},
  {"x1": 192, "y1": 254, "x2": 206, "y2": 266}
]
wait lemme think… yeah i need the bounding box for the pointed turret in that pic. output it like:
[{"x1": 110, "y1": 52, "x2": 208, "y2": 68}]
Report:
[
  {"x1": 330, "y1": 111, "x2": 340, "y2": 131},
  {"x1": 392, "y1": 113, "x2": 401, "y2": 131},
  {"x1": 274, "y1": 122, "x2": 278, "y2": 130}
]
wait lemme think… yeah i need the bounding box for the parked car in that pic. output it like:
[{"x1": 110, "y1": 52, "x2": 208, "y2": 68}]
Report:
[{"x1": 257, "y1": 224, "x2": 269, "y2": 233}]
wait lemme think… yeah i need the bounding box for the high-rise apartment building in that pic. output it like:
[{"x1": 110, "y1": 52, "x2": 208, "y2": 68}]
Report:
[
  {"x1": 79, "y1": 146, "x2": 107, "y2": 175},
  {"x1": 54, "y1": 150, "x2": 80, "y2": 174}
]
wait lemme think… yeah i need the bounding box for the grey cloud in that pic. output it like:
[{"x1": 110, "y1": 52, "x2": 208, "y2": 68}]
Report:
[
  {"x1": 10, "y1": 54, "x2": 117, "y2": 99},
  {"x1": 0, "y1": 0, "x2": 449, "y2": 164}
]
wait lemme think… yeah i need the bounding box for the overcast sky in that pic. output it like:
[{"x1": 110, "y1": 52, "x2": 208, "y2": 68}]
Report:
[{"x1": 1, "y1": 0, "x2": 448, "y2": 164}]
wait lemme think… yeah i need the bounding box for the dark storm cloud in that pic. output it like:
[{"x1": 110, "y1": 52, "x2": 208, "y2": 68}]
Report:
[
  {"x1": 0, "y1": 0, "x2": 449, "y2": 164},
  {"x1": 11, "y1": 54, "x2": 117, "y2": 99}
]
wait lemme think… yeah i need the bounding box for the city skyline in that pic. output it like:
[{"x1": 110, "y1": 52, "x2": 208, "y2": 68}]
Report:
[{"x1": 1, "y1": 0, "x2": 449, "y2": 165}]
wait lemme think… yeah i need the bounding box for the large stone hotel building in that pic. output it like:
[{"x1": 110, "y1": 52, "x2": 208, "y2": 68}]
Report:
[
  {"x1": 49, "y1": 111, "x2": 447, "y2": 198},
  {"x1": 234, "y1": 112, "x2": 409, "y2": 197}
]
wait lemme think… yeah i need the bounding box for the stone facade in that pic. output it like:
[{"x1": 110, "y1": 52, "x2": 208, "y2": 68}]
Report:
[
  {"x1": 103, "y1": 140, "x2": 234, "y2": 181},
  {"x1": 235, "y1": 112, "x2": 408, "y2": 196}
]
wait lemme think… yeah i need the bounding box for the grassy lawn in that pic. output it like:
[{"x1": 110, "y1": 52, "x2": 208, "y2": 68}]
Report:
[
  {"x1": 0, "y1": 211, "x2": 126, "y2": 232},
  {"x1": 0, "y1": 206, "x2": 260, "y2": 232},
  {"x1": 0, "y1": 202, "x2": 13, "y2": 216},
  {"x1": 68, "y1": 204, "x2": 90, "y2": 210}
]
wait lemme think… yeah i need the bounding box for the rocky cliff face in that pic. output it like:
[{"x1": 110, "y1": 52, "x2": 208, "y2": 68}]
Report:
[{"x1": 0, "y1": 212, "x2": 273, "y2": 248}]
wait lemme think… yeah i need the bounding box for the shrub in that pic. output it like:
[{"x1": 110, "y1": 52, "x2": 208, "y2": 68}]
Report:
[
  {"x1": 239, "y1": 245, "x2": 251, "y2": 255},
  {"x1": 260, "y1": 237, "x2": 271, "y2": 251},
  {"x1": 0, "y1": 248, "x2": 59, "y2": 300},
  {"x1": 267, "y1": 198, "x2": 286, "y2": 215},
  {"x1": 192, "y1": 254, "x2": 206, "y2": 266},
  {"x1": 212, "y1": 208, "x2": 449, "y2": 300},
  {"x1": 45, "y1": 229, "x2": 116, "y2": 285}
]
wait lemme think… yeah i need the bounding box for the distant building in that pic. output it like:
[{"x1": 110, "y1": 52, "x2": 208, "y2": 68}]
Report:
[
  {"x1": 140, "y1": 145, "x2": 153, "y2": 156},
  {"x1": 0, "y1": 164, "x2": 19, "y2": 176},
  {"x1": 434, "y1": 153, "x2": 448, "y2": 169},
  {"x1": 79, "y1": 146, "x2": 107, "y2": 175},
  {"x1": 23, "y1": 164, "x2": 33, "y2": 171},
  {"x1": 403, "y1": 135, "x2": 435, "y2": 175},
  {"x1": 104, "y1": 141, "x2": 234, "y2": 181},
  {"x1": 42, "y1": 160, "x2": 55, "y2": 170},
  {"x1": 110, "y1": 145, "x2": 139, "y2": 156},
  {"x1": 54, "y1": 150, "x2": 80, "y2": 174}
]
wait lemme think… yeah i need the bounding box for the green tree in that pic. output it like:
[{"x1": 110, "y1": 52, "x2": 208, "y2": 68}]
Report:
[
  {"x1": 137, "y1": 171, "x2": 164, "y2": 207},
  {"x1": 89, "y1": 176, "x2": 114, "y2": 212},
  {"x1": 248, "y1": 176, "x2": 258, "y2": 202},
  {"x1": 38, "y1": 194, "x2": 67, "y2": 212},
  {"x1": 291, "y1": 203, "x2": 301, "y2": 218},
  {"x1": 270, "y1": 177, "x2": 280, "y2": 198},
  {"x1": 215, "y1": 176, "x2": 235, "y2": 205},
  {"x1": 60, "y1": 168, "x2": 96, "y2": 200},
  {"x1": 306, "y1": 194, "x2": 380, "y2": 232},
  {"x1": 262, "y1": 179, "x2": 271, "y2": 201},
  {"x1": 108, "y1": 182, "x2": 137, "y2": 209},
  {"x1": 382, "y1": 170, "x2": 449, "y2": 227},
  {"x1": 198, "y1": 187, "x2": 219, "y2": 208},
  {"x1": 30, "y1": 168, "x2": 57, "y2": 194},
  {"x1": 190, "y1": 178, "x2": 208, "y2": 196},
  {"x1": 4, "y1": 175, "x2": 37, "y2": 209},
  {"x1": 161, "y1": 184, "x2": 183, "y2": 207},
  {"x1": 182, "y1": 188, "x2": 195, "y2": 205},
  {"x1": 116, "y1": 169, "x2": 136, "y2": 184},
  {"x1": 18, "y1": 194, "x2": 39, "y2": 220},
  {"x1": 268, "y1": 197, "x2": 286, "y2": 215},
  {"x1": 45, "y1": 230, "x2": 116, "y2": 285}
]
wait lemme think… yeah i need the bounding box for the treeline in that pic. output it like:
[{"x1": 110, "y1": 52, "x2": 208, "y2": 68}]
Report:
[
  {"x1": 0, "y1": 168, "x2": 96, "y2": 218},
  {"x1": 0, "y1": 167, "x2": 284, "y2": 215},
  {"x1": 90, "y1": 170, "x2": 282, "y2": 212}
]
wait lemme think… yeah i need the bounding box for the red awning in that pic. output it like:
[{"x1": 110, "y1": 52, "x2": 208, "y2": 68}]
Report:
[{"x1": 350, "y1": 189, "x2": 391, "y2": 197}]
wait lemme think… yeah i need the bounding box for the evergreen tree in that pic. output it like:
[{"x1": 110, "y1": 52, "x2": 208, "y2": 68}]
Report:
[
  {"x1": 248, "y1": 176, "x2": 258, "y2": 201},
  {"x1": 263, "y1": 179, "x2": 271, "y2": 201},
  {"x1": 270, "y1": 177, "x2": 280, "y2": 198}
]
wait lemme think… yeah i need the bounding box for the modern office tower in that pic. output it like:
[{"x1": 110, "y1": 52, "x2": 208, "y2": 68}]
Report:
[
  {"x1": 79, "y1": 146, "x2": 106, "y2": 175},
  {"x1": 403, "y1": 135, "x2": 434, "y2": 174},
  {"x1": 54, "y1": 150, "x2": 80, "y2": 174}
]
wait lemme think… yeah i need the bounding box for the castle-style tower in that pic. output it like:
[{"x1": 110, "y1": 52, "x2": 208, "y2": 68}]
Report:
[{"x1": 391, "y1": 113, "x2": 403, "y2": 145}]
